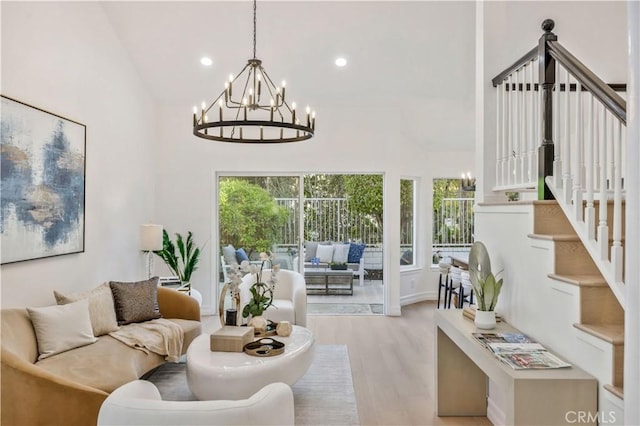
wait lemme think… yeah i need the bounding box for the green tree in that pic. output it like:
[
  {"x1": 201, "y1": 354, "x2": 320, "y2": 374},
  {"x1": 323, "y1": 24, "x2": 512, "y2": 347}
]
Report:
[
  {"x1": 219, "y1": 178, "x2": 289, "y2": 256},
  {"x1": 344, "y1": 175, "x2": 384, "y2": 231}
]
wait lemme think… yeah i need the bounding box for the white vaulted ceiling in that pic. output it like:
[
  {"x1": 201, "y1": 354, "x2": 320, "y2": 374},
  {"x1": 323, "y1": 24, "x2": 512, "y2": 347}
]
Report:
[{"x1": 101, "y1": 1, "x2": 477, "y2": 150}]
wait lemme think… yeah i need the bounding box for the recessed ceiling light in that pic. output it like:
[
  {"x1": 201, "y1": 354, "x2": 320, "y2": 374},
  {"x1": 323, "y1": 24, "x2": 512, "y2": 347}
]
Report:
[
  {"x1": 200, "y1": 57, "x2": 213, "y2": 66},
  {"x1": 335, "y1": 57, "x2": 347, "y2": 67}
]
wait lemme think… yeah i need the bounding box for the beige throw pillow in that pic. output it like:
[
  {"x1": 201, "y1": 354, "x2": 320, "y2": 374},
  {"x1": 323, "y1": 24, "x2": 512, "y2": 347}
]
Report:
[
  {"x1": 109, "y1": 277, "x2": 162, "y2": 325},
  {"x1": 54, "y1": 282, "x2": 119, "y2": 336},
  {"x1": 27, "y1": 299, "x2": 97, "y2": 360}
]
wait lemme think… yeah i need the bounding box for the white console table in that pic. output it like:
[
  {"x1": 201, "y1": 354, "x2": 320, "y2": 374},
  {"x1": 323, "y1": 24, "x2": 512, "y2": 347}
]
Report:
[{"x1": 435, "y1": 310, "x2": 597, "y2": 425}]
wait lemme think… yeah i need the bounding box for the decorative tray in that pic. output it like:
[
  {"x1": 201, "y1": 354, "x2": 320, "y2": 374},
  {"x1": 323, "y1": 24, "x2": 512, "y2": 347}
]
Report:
[
  {"x1": 243, "y1": 338, "x2": 285, "y2": 357},
  {"x1": 242, "y1": 320, "x2": 278, "y2": 337}
]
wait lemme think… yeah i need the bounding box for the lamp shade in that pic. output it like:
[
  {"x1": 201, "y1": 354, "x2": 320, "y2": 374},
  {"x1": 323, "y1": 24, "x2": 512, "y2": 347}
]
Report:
[{"x1": 140, "y1": 224, "x2": 163, "y2": 251}]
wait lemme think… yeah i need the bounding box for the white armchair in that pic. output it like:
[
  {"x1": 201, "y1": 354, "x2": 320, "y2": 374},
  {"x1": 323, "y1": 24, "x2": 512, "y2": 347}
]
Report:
[
  {"x1": 240, "y1": 269, "x2": 307, "y2": 327},
  {"x1": 97, "y1": 380, "x2": 294, "y2": 426}
]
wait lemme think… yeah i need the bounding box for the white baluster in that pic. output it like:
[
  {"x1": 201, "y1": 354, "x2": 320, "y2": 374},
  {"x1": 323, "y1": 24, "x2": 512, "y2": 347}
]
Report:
[
  {"x1": 519, "y1": 67, "x2": 526, "y2": 185},
  {"x1": 562, "y1": 67, "x2": 572, "y2": 203},
  {"x1": 585, "y1": 94, "x2": 595, "y2": 240},
  {"x1": 507, "y1": 74, "x2": 514, "y2": 186},
  {"x1": 553, "y1": 61, "x2": 561, "y2": 187},
  {"x1": 501, "y1": 80, "x2": 508, "y2": 187},
  {"x1": 496, "y1": 81, "x2": 502, "y2": 188},
  {"x1": 597, "y1": 104, "x2": 609, "y2": 260},
  {"x1": 573, "y1": 81, "x2": 583, "y2": 222},
  {"x1": 515, "y1": 69, "x2": 522, "y2": 185},
  {"x1": 611, "y1": 120, "x2": 623, "y2": 281},
  {"x1": 528, "y1": 61, "x2": 536, "y2": 185}
]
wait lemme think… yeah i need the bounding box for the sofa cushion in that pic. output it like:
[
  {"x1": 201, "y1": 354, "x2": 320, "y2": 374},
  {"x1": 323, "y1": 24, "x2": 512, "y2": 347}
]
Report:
[
  {"x1": 110, "y1": 277, "x2": 161, "y2": 325},
  {"x1": 34, "y1": 318, "x2": 201, "y2": 393},
  {"x1": 222, "y1": 244, "x2": 237, "y2": 266},
  {"x1": 235, "y1": 247, "x2": 249, "y2": 263},
  {"x1": 27, "y1": 299, "x2": 97, "y2": 361},
  {"x1": 347, "y1": 243, "x2": 366, "y2": 263},
  {"x1": 54, "y1": 282, "x2": 119, "y2": 336},
  {"x1": 332, "y1": 243, "x2": 350, "y2": 263},
  {"x1": 316, "y1": 244, "x2": 334, "y2": 263},
  {"x1": 304, "y1": 242, "x2": 318, "y2": 262}
]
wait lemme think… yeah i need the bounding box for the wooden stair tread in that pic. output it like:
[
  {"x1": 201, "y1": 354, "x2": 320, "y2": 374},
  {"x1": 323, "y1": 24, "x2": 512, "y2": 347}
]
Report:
[
  {"x1": 574, "y1": 323, "x2": 624, "y2": 344},
  {"x1": 548, "y1": 274, "x2": 607, "y2": 287},
  {"x1": 527, "y1": 233, "x2": 579, "y2": 242},
  {"x1": 603, "y1": 384, "x2": 624, "y2": 400}
]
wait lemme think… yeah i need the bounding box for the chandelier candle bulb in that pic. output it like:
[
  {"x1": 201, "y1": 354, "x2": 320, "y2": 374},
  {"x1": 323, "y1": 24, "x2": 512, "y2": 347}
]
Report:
[
  {"x1": 191, "y1": 0, "x2": 315, "y2": 143},
  {"x1": 312, "y1": 111, "x2": 316, "y2": 130},
  {"x1": 192, "y1": 106, "x2": 197, "y2": 126}
]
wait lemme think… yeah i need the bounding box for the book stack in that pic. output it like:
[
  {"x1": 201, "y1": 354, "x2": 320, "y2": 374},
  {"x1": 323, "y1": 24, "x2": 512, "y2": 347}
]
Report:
[
  {"x1": 462, "y1": 306, "x2": 503, "y2": 322},
  {"x1": 473, "y1": 332, "x2": 572, "y2": 370}
]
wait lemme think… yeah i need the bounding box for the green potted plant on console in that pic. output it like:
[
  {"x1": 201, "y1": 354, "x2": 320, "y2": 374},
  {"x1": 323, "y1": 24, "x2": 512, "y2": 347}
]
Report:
[{"x1": 468, "y1": 241, "x2": 503, "y2": 329}]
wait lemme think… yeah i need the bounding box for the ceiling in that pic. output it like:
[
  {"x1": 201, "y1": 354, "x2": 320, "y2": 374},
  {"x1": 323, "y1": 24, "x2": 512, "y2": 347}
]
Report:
[{"x1": 102, "y1": 1, "x2": 476, "y2": 108}]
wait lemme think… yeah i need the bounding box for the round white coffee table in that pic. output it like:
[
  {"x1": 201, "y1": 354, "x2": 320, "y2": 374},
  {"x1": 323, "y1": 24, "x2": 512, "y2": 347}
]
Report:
[{"x1": 186, "y1": 325, "x2": 315, "y2": 400}]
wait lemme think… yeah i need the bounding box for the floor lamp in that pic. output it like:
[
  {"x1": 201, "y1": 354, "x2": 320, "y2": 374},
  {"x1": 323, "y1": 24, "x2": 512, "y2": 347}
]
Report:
[{"x1": 140, "y1": 224, "x2": 163, "y2": 279}]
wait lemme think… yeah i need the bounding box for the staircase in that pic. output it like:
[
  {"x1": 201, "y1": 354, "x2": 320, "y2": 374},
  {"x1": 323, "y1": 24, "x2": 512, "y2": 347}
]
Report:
[{"x1": 529, "y1": 200, "x2": 625, "y2": 398}]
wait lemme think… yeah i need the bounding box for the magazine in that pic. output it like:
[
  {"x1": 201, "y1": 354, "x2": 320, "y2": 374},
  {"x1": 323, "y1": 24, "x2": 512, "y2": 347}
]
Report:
[
  {"x1": 472, "y1": 332, "x2": 537, "y2": 347},
  {"x1": 472, "y1": 332, "x2": 572, "y2": 369},
  {"x1": 497, "y1": 351, "x2": 572, "y2": 370},
  {"x1": 486, "y1": 342, "x2": 547, "y2": 354}
]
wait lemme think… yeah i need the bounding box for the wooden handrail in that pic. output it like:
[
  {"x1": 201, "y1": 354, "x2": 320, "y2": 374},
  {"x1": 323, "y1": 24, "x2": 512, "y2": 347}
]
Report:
[
  {"x1": 491, "y1": 46, "x2": 537, "y2": 87},
  {"x1": 548, "y1": 40, "x2": 627, "y2": 125}
]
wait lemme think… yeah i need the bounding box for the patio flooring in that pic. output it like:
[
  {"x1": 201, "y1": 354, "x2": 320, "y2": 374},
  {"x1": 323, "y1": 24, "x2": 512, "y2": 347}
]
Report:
[{"x1": 307, "y1": 279, "x2": 383, "y2": 315}]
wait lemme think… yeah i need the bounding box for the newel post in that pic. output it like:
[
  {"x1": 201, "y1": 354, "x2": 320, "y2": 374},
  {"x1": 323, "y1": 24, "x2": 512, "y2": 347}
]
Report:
[{"x1": 538, "y1": 19, "x2": 557, "y2": 200}]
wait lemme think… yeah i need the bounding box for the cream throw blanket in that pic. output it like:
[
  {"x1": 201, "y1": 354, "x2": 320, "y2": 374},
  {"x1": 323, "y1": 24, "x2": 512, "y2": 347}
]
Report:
[{"x1": 109, "y1": 318, "x2": 184, "y2": 362}]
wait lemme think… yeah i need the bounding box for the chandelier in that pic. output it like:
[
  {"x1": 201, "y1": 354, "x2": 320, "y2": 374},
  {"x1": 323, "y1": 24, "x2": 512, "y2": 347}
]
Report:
[{"x1": 192, "y1": 0, "x2": 315, "y2": 143}]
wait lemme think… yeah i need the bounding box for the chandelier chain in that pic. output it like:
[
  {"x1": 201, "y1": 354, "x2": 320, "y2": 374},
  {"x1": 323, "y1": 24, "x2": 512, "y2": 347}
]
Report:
[{"x1": 253, "y1": 0, "x2": 257, "y2": 59}]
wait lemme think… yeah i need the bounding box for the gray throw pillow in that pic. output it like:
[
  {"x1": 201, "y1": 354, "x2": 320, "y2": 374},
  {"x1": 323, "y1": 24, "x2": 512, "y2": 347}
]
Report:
[
  {"x1": 304, "y1": 242, "x2": 318, "y2": 262},
  {"x1": 222, "y1": 244, "x2": 237, "y2": 266},
  {"x1": 109, "y1": 277, "x2": 161, "y2": 325}
]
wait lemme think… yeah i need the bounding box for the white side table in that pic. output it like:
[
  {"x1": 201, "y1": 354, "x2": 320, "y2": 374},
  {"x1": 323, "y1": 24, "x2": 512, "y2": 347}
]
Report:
[{"x1": 186, "y1": 325, "x2": 315, "y2": 400}]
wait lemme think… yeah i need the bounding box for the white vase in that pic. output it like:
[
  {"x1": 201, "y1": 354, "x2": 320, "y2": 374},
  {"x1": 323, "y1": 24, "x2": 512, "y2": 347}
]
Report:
[
  {"x1": 475, "y1": 310, "x2": 496, "y2": 329},
  {"x1": 248, "y1": 315, "x2": 268, "y2": 334}
]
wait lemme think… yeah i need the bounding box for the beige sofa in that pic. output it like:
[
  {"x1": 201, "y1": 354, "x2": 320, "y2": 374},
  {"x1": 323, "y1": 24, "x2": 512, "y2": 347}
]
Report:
[{"x1": 1, "y1": 287, "x2": 201, "y2": 426}]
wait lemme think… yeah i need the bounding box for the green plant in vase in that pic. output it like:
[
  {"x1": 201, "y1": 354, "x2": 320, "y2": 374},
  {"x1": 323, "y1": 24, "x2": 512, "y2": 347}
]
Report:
[
  {"x1": 153, "y1": 229, "x2": 202, "y2": 293},
  {"x1": 468, "y1": 241, "x2": 503, "y2": 329},
  {"x1": 242, "y1": 252, "x2": 279, "y2": 331}
]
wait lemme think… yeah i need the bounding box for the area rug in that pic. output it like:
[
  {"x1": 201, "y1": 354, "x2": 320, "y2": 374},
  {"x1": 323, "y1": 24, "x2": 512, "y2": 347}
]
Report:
[
  {"x1": 146, "y1": 344, "x2": 360, "y2": 426},
  {"x1": 308, "y1": 303, "x2": 383, "y2": 315}
]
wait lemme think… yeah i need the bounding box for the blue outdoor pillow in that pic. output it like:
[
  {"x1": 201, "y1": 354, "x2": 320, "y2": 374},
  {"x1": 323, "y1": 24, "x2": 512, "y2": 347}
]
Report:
[
  {"x1": 235, "y1": 248, "x2": 249, "y2": 263},
  {"x1": 347, "y1": 243, "x2": 366, "y2": 263}
]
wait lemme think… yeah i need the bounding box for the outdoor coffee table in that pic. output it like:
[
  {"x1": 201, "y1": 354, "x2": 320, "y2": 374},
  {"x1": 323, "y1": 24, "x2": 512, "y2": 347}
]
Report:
[
  {"x1": 304, "y1": 268, "x2": 354, "y2": 295},
  {"x1": 186, "y1": 325, "x2": 315, "y2": 400}
]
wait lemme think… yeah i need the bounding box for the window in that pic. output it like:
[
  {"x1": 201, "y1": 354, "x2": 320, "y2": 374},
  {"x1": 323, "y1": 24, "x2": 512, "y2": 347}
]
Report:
[
  {"x1": 432, "y1": 178, "x2": 474, "y2": 264},
  {"x1": 400, "y1": 179, "x2": 416, "y2": 266}
]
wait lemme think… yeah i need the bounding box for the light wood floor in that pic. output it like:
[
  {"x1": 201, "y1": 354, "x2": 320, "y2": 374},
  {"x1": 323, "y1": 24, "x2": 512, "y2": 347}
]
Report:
[{"x1": 203, "y1": 302, "x2": 491, "y2": 426}]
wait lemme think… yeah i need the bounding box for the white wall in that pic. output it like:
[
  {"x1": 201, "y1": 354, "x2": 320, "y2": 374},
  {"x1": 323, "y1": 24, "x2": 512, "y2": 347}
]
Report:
[
  {"x1": 155, "y1": 101, "x2": 475, "y2": 315},
  {"x1": 1, "y1": 2, "x2": 158, "y2": 307}
]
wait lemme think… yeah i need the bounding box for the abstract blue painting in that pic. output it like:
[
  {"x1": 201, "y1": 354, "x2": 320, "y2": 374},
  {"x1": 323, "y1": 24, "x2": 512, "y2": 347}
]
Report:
[{"x1": 1, "y1": 96, "x2": 85, "y2": 264}]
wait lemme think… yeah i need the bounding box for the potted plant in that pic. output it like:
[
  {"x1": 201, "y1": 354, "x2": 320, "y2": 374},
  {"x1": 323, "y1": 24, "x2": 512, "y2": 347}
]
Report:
[
  {"x1": 242, "y1": 252, "x2": 279, "y2": 332},
  {"x1": 468, "y1": 241, "x2": 503, "y2": 329},
  {"x1": 330, "y1": 262, "x2": 348, "y2": 270},
  {"x1": 153, "y1": 229, "x2": 202, "y2": 294}
]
